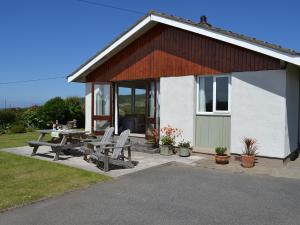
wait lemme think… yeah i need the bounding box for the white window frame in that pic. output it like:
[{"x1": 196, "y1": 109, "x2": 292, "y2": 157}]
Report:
[{"x1": 196, "y1": 74, "x2": 231, "y2": 115}]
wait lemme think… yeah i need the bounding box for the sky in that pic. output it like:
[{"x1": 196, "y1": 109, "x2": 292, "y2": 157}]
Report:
[{"x1": 0, "y1": 0, "x2": 299, "y2": 108}]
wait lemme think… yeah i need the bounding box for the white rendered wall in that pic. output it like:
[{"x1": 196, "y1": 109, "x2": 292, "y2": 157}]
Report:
[
  {"x1": 160, "y1": 76, "x2": 195, "y2": 145},
  {"x1": 231, "y1": 70, "x2": 286, "y2": 158},
  {"x1": 85, "y1": 83, "x2": 92, "y2": 132},
  {"x1": 285, "y1": 64, "x2": 299, "y2": 156}
]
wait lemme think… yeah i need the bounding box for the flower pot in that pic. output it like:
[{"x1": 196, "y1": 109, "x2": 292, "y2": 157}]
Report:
[
  {"x1": 241, "y1": 154, "x2": 255, "y2": 168},
  {"x1": 179, "y1": 147, "x2": 190, "y2": 157},
  {"x1": 160, "y1": 145, "x2": 173, "y2": 156},
  {"x1": 215, "y1": 154, "x2": 230, "y2": 164}
]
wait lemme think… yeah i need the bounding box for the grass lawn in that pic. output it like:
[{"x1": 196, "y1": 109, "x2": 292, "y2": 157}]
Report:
[
  {"x1": 0, "y1": 151, "x2": 111, "y2": 211},
  {"x1": 0, "y1": 131, "x2": 52, "y2": 149}
]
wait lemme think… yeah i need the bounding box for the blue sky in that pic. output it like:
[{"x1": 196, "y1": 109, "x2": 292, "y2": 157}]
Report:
[{"x1": 0, "y1": 0, "x2": 299, "y2": 108}]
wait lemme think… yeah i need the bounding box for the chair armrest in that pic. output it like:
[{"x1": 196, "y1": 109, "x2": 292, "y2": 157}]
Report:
[
  {"x1": 89, "y1": 141, "x2": 114, "y2": 147},
  {"x1": 102, "y1": 144, "x2": 131, "y2": 150}
]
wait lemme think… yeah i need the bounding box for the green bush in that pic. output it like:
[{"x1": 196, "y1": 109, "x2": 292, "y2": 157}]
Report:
[
  {"x1": 4, "y1": 96, "x2": 85, "y2": 131},
  {"x1": 9, "y1": 123, "x2": 27, "y2": 134},
  {"x1": 26, "y1": 126, "x2": 35, "y2": 132},
  {"x1": 42, "y1": 97, "x2": 68, "y2": 126},
  {"x1": 0, "y1": 110, "x2": 16, "y2": 125},
  {"x1": 65, "y1": 97, "x2": 85, "y2": 128}
]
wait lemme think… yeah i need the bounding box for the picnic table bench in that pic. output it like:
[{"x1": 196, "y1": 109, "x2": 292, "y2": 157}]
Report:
[{"x1": 28, "y1": 129, "x2": 88, "y2": 161}]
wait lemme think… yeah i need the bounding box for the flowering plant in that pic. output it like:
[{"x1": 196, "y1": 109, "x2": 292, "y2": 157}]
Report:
[
  {"x1": 160, "y1": 125, "x2": 182, "y2": 146},
  {"x1": 147, "y1": 128, "x2": 159, "y2": 145}
]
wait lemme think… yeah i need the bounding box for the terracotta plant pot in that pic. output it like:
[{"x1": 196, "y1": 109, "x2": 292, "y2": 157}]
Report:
[
  {"x1": 215, "y1": 154, "x2": 230, "y2": 164},
  {"x1": 241, "y1": 154, "x2": 255, "y2": 168},
  {"x1": 160, "y1": 145, "x2": 173, "y2": 156}
]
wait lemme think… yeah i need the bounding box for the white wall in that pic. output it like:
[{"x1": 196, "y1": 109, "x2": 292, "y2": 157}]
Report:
[
  {"x1": 285, "y1": 64, "x2": 299, "y2": 156},
  {"x1": 85, "y1": 83, "x2": 92, "y2": 132},
  {"x1": 231, "y1": 70, "x2": 287, "y2": 158},
  {"x1": 160, "y1": 76, "x2": 195, "y2": 145}
]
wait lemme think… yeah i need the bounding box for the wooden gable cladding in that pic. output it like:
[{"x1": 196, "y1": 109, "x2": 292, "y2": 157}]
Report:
[{"x1": 86, "y1": 24, "x2": 281, "y2": 82}]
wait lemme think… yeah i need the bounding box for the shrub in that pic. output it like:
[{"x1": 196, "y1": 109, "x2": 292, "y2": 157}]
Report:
[
  {"x1": 65, "y1": 97, "x2": 85, "y2": 128},
  {"x1": 215, "y1": 147, "x2": 227, "y2": 155},
  {"x1": 42, "y1": 97, "x2": 68, "y2": 126},
  {"x1": 0, "y1": 110, "x2": 16, "y2": 125},
  {"x1": 9, "y1": 123, "x2": 26, "y2": 134},
  {"x1": 22, "y1": 106, "x2": 48, "y2": 129},
  {"x1": 26, "y1": 126, "x2": 35, "y2": 132}
]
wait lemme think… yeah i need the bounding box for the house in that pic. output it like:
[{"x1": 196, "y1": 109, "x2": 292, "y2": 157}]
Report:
[{"x1": 68, "y1": 11, "x2": 300, "y2": 159}]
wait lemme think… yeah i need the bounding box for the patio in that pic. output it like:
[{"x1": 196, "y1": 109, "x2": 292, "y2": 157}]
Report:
[{"x1": 2, "y1": 146, "x2": 203, "y2": 177}]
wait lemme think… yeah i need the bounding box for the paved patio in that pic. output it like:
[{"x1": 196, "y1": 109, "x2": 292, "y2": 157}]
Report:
[{"x1": 2, "y1": 146, "x2": 203, "y2": 177}]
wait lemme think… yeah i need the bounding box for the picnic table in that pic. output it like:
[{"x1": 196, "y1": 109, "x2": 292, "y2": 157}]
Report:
[{"x1": 28, "y1": 129, "x2": 88, "y2": 161}]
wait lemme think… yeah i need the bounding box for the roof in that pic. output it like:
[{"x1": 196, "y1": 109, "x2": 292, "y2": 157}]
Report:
[{"x1": 68, "y1": 11, "x2": 300, "y2": 82}]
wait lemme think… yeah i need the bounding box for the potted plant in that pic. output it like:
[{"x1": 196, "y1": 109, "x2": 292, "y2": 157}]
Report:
[
  {"x1": 178, "y1": 140, "x2": 191, "y2": 157},
  {"x1": 215, "y1": 147, "x2": 230, "y2": 164},
  {"x1": 241, "y1": 137, "x2": 258, "y2": 168},
  {"x1": 147, "y1": 128, "x2": 159, "y2": 148},
  {"x1": 160, "y1": 125, "x2": 182, "y2": 156}
]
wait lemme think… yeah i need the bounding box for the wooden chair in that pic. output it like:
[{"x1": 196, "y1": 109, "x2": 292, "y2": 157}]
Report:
[
  {"x1": 90, "y1": 129, "x2": 134, "y2": 172},
  {"x1": 79, "y1": 127, "x2": 114, "y2": 160}
]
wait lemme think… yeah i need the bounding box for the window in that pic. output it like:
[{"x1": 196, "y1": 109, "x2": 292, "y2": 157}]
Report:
[
  {"x1": 94, "y1": 84, "x2": 110, "y2": 116},
  {"x1": 197, "y1": 75, "x2": 230, "y2": 114}
]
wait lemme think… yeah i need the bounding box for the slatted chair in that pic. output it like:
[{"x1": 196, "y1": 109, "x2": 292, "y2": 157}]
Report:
[
  {"x1": 90, "y1": 129, "x2": 134, "y2": 172},
  {"x1": 80, "y1": 127, "x2": 115, "y2": 161}
]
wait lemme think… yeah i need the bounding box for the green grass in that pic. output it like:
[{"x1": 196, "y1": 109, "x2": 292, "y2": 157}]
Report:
[
  {"x1": 0, "y1": 131, "x2": 51, "y2": 149},
  {"x1": 0, "y1": 151, "x2": 111, "y2": 211}
]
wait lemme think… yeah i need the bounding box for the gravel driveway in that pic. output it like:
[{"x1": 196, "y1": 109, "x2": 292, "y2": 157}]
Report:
[{"x1": 1, "y1": 163, "x2": 300, "y2": 225}]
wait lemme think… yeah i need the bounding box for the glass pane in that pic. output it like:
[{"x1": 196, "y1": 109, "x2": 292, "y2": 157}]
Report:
[
  {"x1": 148, "y1": 81, "x2": 155, "y2": 117},
  {"x1": 198, "y1": 77, "x2": 213, "y2": 112},
  {"x1": 134, "y1": 88, "x2": 146, "y2": 114},
  {"x1": 118, "y1": 87, "x2": 132, "y2": 117},
  {"x1": 94, "y1": 120, "x2": 110, "y2": 132},
  {"x1": 94, "y1": 84, "x2": 110, "y2": 116},
  {"x1": 216, "y1": 77, "x2": 229, "y2": 111}
]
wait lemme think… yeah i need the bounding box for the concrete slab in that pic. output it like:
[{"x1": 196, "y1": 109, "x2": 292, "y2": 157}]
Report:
[{"x1": 2, "y1": 146, "x2": 203, "y2": 177}]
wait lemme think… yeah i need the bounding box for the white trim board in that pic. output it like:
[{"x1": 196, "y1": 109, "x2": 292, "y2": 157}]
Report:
[{"x1": 68, "y1": 14, "x2": 300, "y2": 83}]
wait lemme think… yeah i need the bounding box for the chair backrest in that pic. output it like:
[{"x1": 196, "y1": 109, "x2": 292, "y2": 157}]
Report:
[
  {"x1": 112, "y1": 129, "x2": 130, "y2": 159},
  {"x1": 102, "y1": 127, "x2": 114, "y2": 143},
  {"x1": 94, "y1": 127, "x2": 114, "y2": 154}
]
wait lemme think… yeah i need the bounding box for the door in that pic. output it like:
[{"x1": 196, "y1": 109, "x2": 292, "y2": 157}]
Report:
[
  {"x1": 92, "y1": 82, "x2": 113, "y2": 135},
  {"x1": 145, "y1": 80, "x2": 157, "y2": 138}
]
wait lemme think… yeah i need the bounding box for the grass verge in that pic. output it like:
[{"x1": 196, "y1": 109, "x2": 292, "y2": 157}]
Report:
[
  {"x1": 0, "y1": 131, "x2": 51, "y2": 149},
  {"x1": 0, "y1": 151, "x2": 111, "y2": 211}
]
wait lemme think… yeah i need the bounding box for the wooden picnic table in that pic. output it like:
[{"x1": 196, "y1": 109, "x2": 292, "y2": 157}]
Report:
[{"x1": 28, "y1": 129, "x2": 88, "y2": 161}]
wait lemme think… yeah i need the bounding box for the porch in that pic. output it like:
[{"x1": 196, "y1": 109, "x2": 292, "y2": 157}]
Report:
[{"x1": 90, "y1": 79, "x2": 159, "y2": 139}]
